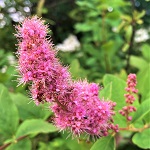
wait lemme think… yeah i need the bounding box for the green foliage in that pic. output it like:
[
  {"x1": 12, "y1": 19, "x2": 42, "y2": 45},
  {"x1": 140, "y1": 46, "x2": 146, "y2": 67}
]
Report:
[
  {"x1": 10, "y1": 93, "x2": 51, "y2": 120},
  {"x1": 0, "y1": 84, "x2": 57, "y2": 149},
  {"x1": 16, "y1": 119, "x2": 57, "y2": 138},
  {"x1": 61, "y1": 132, "x2": 92, "y2": 150},
  {"x1": 6, "y1": 139, "x2": 32, "y2": 150},
  {"x1": 69, "y1": 59, "x2": 87, "y2": 79},
  {"x1": 132, "y1": 128, "x2": 150, "y2": 149},
  {"x1": 100, "y1": 74, "x2": 127, "y2": 127},
  {"x1": 131, "y1": 98, "x2": 150, "y2": 123},
  {"x1": 130, "y1": 44, "x2": 150, "y2": 101},
  {"x1": 90, "y1": 135, "x2": 115, "y2": 150},
  {"x1": 38, "y1": 138, "x2": 68, "y2": 150},
  {"x1": 0, "y1": 84, "x2": 19, "y2": 138},
  {"x1": 68, "y1": 0, "x2": 127, "y2": 82},
  {"x1": 0, "y1": 0, "x2": 150, "y2": 149}
]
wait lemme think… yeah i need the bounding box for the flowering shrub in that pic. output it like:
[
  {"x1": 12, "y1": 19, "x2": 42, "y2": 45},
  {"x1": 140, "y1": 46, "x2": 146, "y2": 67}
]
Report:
[
  {"x1": 15, "y1": 16, "x2": 118, "y2": 138},
  {"x1": 0, "y1": 16, "x2": 149, "y2": 150}
]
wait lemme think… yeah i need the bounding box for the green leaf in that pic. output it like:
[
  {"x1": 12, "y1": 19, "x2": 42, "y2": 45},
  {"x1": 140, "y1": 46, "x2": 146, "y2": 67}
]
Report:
[
  {"x1": 106, "y1": 11, "x2": 120, "y2": 20},
  {"x1": 100, "y1": 75, "x2": 127, "y2": 126},
  {"x1": 136, "y1": 19, "x2": 143, "y2": 24},
  {"x1": 90, "y1": 135, "x2": 115, "y2": 150},
  {"x1": 101, "y1": 74, "x2": 126, "y2": 110},
  {"x1": 69, "y1": 59, "x2": 80, "y2": 78},
  {"x1": 75, "y1": 23, "x2": 92, "y2": 32},
  {"x1": 134, "y1": 10, "x2": 146, "y2": 20},
  {"x1": 16, "y1": 119, "x2": 57, "y2": 138},
  {"x1": 82, "y1": 44, "x2": 100, "y2": 58},
  {"x1": 121, "y1": 15, "x2": 132, "y2": 22},
  {"x1": 10, "y1": 93, "x2": 51, "y2": 120},
  {"x1": 122, "y1": 43, "x2": 129, "y2": 52},
  {"x1": 69, "y1": 59, "x2": 86, "y2": 79},
  {"x1": 76, "y1": 1, "x2": 94, "y2": 9},
  {"x1": 131, "y1": 99, "x2": 150, "y2": 123},
  {"x1": 6, "y1": 138, "x2": 31, "y2": 150},
  {"x1": 125, "y1": 25, "x2": 132, "y2": 42},
  {"x1": 116, "y1": 69, "x2": 127, "y2": 81},
  {"x1": 61, "y1": 132, "x2": 92, "y2": 150},
  {"x1": 141, "y1": 44, "x2": 150, "y2": 62},
  {"x1": 137, "y1": 67, "x2": 150, "y2": 101},
  {"x1": 101, "y1": 41, "x2": 114, "y2": 52},
  {"x1": 132, "y1": 128, "x2": 150, "y2": 149},
  {"x1": 0, "y1": 84, "x2": 19, "y2": 137},
  {"x1": 130, "y1": 56, "x2": 148, "y2": 70}
]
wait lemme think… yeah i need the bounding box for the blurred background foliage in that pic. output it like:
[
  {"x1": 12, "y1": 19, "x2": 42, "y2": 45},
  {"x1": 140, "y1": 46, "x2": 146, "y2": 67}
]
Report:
[{"x1": 0, "y1": 0, "x2": 150, "y2": 150}]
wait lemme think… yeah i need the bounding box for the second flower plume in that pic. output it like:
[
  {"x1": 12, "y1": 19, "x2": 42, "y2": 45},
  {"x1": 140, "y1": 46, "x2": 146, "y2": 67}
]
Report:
[{"x1": 15, "y1": 16, "x2": 118, "y2": 138}]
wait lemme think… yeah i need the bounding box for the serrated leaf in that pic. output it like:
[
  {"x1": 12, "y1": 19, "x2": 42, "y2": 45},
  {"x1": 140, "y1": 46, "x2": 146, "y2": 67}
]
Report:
[
  {"x1": 16, "y1": 119, "x2": 57, "y2": 138},
  {"x1": 132, "y1": 128, "x2": 150, "y2": 149},
  {"x1": 90, "y1": 135, "x2": 115, "y2": 150},
  {"x1": 131, "y1": 99, "x2": 150, "y2": 123},
  {"x1": 0, "y1": 84, "x2": 19, "y2": 137},
  {"x1": 10, "y1": 93, "x2": 51, "y2": 120}
]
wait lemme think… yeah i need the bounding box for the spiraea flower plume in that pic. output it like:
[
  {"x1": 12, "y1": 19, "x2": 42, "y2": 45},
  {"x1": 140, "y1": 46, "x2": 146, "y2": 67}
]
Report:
[
  {"x1": 52, "y1": 81, "x2": 118, "y2": 137},
  {"x1": 15, "y1": 16, "x2": 118, "y2": 138},
  {"x1": 119, "y1": 74, "x2": 138, "y2": 122},
  {"x1": 15, "y1": 16, "x2": 71, "y2": 105}
]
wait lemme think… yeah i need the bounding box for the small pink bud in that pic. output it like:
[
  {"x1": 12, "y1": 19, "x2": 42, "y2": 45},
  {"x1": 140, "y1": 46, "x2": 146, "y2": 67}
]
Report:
[
  {"x1": 133, "y1": 107, "x2": 137, "y2": 111},
  {"x1": 123, "y1": 106, "x2": 128, "y2": 111},
  {"x1": 127, "y1": 116, "x2": 132, "y2": 121}
]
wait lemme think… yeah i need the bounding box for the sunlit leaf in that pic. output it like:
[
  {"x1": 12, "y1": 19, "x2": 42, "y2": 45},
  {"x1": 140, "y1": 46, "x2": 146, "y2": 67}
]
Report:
[
  {"x1": 131, "y1": 99, "x2": 150, "y2": 123},
  {"x1": 132, "y1": 128, "x2": 150, "y2": 149},
  {"x1": 90, "y1": 135, "x2": 115, "y2": 150}
]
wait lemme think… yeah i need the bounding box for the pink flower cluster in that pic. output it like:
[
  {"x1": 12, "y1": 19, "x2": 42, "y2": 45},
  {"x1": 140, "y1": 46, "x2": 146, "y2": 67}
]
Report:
[
  {"x1": 119, "y1": 74, "x2": 138, "y2": 121},
  {"x1": 15, "y1": 16, "x2": 71, "y2": 105},
  {"x1": 52, "y1": 81, "x2": 118, "y2": 137},
  {"x1": 15, "y1": 16, "x2": 118, "y2": 137}
]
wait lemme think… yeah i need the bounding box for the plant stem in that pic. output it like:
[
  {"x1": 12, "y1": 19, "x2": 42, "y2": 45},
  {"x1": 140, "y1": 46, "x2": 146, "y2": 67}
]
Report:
[
  {"x1": 126, "y1": 0, "x2": 136, "y2": 73},
  {"x1": 119, "y1": 123, "x2": 150, "y2": 132},
  {"x1": 0, "y1": 135, "x2": 28, "y2": 150},
  {"x1": 54, "y1": 98, "x2": 68, "y2": 111},
  {"x1": 101, "y1": 10, "x2": 111, "y2": 73},
  {"x1": 36, "y1": 0, "x2": 45, "y2": 17}
]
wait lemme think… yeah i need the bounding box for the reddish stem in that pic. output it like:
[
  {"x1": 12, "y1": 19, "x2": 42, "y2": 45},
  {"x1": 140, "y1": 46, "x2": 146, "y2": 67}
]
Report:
[{"x1": 0, "y1": 135, "x2": 28, "y2": 150}]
